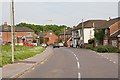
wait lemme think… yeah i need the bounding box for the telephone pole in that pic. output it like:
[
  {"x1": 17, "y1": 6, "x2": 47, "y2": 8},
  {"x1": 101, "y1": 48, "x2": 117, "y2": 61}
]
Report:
[
  {"x1": 10, "y1": 0, "x2": 15, "y2": 63},
  {"x1": 82, "y1": 19, "x2": 84, "y2": 48}
]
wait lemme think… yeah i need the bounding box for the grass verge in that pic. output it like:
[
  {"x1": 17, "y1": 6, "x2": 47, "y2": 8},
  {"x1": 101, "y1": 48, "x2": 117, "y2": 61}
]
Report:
[{"x1": 0, "y1": 45, "x2": 45, "y2": 67}]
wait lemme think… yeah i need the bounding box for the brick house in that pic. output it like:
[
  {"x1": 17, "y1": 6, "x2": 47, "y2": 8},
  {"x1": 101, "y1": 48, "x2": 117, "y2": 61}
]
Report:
[
  {"x1": 38, "y1": 32, "x2": 58, "y2": 45},
  {"x1": 71, "y1": 20, "x2": 107, "y2": 48},
  {"x1": 0, "y1": 26, "x2": 36, "y2": 45},
  {"x1": 99, "y1": 17, "x2": 120, "y2": 49}
]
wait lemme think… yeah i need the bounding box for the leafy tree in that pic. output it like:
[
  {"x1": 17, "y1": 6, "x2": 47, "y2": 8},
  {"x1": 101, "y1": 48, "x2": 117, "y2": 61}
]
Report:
[
  {"x1": 16, "y1": 23, "x2": 70, "y2": 36},
  {"x1": 94, "y1": 29, "x2": 105, "y2": 45}
]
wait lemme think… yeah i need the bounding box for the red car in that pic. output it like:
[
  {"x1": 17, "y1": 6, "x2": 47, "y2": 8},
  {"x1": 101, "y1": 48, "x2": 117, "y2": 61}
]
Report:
[{"x1": 24, "y1": 43, "x2": 35, "y2": 47}]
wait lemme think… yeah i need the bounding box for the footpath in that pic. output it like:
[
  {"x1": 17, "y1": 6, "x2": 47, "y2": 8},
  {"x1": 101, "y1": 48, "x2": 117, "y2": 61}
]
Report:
[{"x1": 2, "y1": 46, "x2": 54, "y2": 79}]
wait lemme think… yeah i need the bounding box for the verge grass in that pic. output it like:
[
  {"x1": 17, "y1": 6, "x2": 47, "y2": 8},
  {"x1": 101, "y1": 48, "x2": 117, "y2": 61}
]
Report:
[{"x1": 1, "y1": 45, "x2": 45, "y2": 67}]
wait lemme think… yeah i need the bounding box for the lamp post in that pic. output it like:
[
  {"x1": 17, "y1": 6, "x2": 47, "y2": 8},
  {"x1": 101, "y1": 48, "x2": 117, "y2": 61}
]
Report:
[{"x1": 10, "y1": 0, "x2": 15, "y2": 63}]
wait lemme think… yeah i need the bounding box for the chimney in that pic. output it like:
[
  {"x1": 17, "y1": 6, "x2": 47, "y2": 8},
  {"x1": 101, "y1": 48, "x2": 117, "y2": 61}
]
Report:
[
  {"x1": 4, "y1": 22, "x2": 8, "y2": 30},
  {"x1": 109, "y1": 17, "x2": 111, "y2": 20}
]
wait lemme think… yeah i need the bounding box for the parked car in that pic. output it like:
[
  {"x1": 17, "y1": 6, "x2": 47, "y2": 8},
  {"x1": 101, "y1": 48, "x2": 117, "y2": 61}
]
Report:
[
  {"x1": 41, "y1": 43, "x2": 47, "y2": 48},
  {"x1": 59, "y1": 43, "x2": 64, "y2": 47},
  {"x1": 24, "y1": 43, "x2": 35, "y2": 47},
  {"x1": 53, "y1": 43, "x2": 60, "y2": 48}
]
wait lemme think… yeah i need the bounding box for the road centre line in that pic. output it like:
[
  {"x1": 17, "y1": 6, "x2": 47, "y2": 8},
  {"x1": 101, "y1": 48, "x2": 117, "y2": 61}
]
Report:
[
  {"x1": 78, "y1": 72, "x2": 81, "y2": 80},
  {"x1": 77, "y1": 61, "x2": 80, "y2": 69},
  {"x1": 71, "y1": 51, "x2": 81, "y2": 79},
  {"x1": 76, "y1": 57, "x2": 79, "y2": 61},
  {"x1": 74, "y1": 54, "x2": 77, "y2": 57}
]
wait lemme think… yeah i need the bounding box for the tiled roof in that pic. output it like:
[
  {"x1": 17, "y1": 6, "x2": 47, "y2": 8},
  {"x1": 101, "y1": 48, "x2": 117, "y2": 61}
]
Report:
[
  {"x1": 72, "y1": 20, "x2": 107, "y2": 31},
  {"x1": 0, "y1": 26, "x2": 34, "y2": 32},
  {"x1": 99, "y1": 17, "x2": 120, "y2": 29},
  {"x1": 110, "y1": 29, "x2": 120, "y2": 37}
]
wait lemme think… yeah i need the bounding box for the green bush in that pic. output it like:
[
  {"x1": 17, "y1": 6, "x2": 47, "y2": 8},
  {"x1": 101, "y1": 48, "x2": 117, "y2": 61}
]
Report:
[
  {"x1": 96, "y1": 45, "x2": 120, "y2": 53},
  {"x1": 85, "y1": 44, "x2": 94, "y2": 50},
  {"x1": 88, "y1": 38, "x2": 95, "y2": 44}
]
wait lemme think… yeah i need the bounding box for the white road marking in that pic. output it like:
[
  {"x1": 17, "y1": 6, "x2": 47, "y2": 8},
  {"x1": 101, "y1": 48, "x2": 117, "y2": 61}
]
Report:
[
  {"x1": 32, "y1": 68, "x2": 35, "y2": 70},
  {"x1": 74, "y1": 54, "x2": 77, "y2": 57},
  {"x1": 109, "y1": 60, "x2": 112, "y2": 62},
  {"x1": 71, "y1": 51, "x2": 81, "y2": 79},
  {"x1": 77, "y1": 61, "x2": 80, "y2": 69},
  {"x1": 113, "y1": 61, "x2": 116, "y2": 64},
  {"x1": 76, "y1": 57, "x2": 78, "y2": 61},
  {"x1": 41, "y1": 61, "x2": 44, "y2": 64},
  {"x1": 78, "y1": 72, "x2": 81, "y2": 80}
]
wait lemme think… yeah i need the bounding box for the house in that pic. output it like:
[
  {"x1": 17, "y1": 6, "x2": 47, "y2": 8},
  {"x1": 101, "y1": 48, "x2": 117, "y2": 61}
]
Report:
[
  {"x1": 59, "y1": 29, "x2": 72, "y2": 47},
  {"x1": 72, "y1": 20, "x2": 107, "y2": 48},
  {"x1": 37, "y1": 32, "x2": 58, "y2": 45},
  {"x1": 0, "y1": 25, "x2": 36, "y2": 45},
  {"x1": 97, "y1": 17, "x2": 120, "y2": 49}
]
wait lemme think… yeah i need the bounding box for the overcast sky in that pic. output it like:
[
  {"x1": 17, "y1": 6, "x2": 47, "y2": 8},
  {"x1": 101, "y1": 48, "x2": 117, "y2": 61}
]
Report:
[{"x1": 1, "y1": 0, "x2": 119, "y2": 27}]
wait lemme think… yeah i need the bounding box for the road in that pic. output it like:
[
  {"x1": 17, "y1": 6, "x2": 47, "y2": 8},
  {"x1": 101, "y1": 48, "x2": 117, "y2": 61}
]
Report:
[{"x1": 19, "y1": 47, "x2": 118, "y2": 80}]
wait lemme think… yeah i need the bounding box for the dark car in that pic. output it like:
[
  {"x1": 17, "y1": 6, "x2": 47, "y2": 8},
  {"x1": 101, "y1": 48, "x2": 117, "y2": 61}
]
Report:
[{"x1": 53, "y1": 43, "x2": 59, "y2": 48}]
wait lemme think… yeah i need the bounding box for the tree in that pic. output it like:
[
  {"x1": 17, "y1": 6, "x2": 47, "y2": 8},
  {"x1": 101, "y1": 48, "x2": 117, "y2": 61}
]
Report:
[
  {"x1": 94, "y1": 29, "x2": 105, "y2": 45},
  {"x1": 16, "y1": 23, "x2": 70, "y2": 36}
]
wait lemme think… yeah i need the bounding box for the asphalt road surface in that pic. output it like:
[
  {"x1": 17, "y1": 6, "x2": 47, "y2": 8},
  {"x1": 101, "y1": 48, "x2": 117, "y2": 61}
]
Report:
[{"x1": 19, "y1": 47, "x2": 118, "y2": 80}]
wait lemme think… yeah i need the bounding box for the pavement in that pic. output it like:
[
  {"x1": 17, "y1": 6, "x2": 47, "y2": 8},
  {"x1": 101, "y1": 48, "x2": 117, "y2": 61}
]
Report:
[
  {"x1": 19, "y1": 47, "x2": 118, "y2": 79},
  {"x1": 2, "y1": 46, "x2": 54, "y2": 79}
]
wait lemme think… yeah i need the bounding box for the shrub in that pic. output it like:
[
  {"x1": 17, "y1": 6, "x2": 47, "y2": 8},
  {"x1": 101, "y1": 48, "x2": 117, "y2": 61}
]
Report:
[
  {"x1": 88, "y1": 38, "x2": 95, "y2": 44},
  {"x1": 96, "y1": 45, "x2": 120, "y2": 53}
]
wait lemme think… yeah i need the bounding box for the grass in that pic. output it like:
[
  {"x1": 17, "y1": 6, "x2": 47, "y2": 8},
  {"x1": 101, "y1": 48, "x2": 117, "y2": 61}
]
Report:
[{"x1": 0, "y1": 45, "x2": 45, "y2": 67}]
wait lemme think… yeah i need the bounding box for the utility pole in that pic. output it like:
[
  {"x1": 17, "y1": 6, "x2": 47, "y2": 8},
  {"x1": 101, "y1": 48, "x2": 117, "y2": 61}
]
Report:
[
  {"x1": 10, "y1": 0, "x2": 15, "y2": 63},
  {"x1": 82, "y1": 19, "x2": 84, "y2": 48},
  {"x1": 64, "y1": 27, "x2": 66, "y2": 44}
]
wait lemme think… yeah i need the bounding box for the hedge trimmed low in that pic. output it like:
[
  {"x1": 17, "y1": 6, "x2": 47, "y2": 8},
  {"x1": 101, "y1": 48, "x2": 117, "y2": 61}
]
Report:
[{"x1": 96, "y1": 45, "x2": 120, "y2": 53}]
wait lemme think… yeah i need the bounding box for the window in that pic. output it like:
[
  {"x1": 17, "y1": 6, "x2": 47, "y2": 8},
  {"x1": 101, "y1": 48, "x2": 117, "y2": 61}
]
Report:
[{"x1": 27, "y1": 32, "x2": 31, "y2": 36}]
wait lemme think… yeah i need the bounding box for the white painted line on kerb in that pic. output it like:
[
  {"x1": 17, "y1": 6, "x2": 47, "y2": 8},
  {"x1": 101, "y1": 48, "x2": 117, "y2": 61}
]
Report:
[
  {"x1": 41, "y1": 61, "x2": 44, "y2": 64},
  {"x1": 77, "y1": 61, "x2": 80, "y2": 69},
  {"x1": 32, "y1": 68, "x2": 35, "y2": 70},
  {"x1": 78, "y1": 72, "x2": 81, "y2": 80}
]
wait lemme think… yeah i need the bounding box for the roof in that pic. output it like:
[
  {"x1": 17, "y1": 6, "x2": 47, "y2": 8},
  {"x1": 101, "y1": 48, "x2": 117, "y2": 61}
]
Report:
[
  {"x1": 99, "y1": 17, "x2": 120, "y2": 29},
  {"x1": 38, "y1": 34, "x2": 47, "y2": 37},
  {"x1": 110, "y1": 29, "x2": 120, "y2": 37},
  {"x1": 72, "y1": 20, "x2": 107, "y2": 31},
  {"x1": 0, "y1": 26, "x2": 34, "y2": 32}
]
